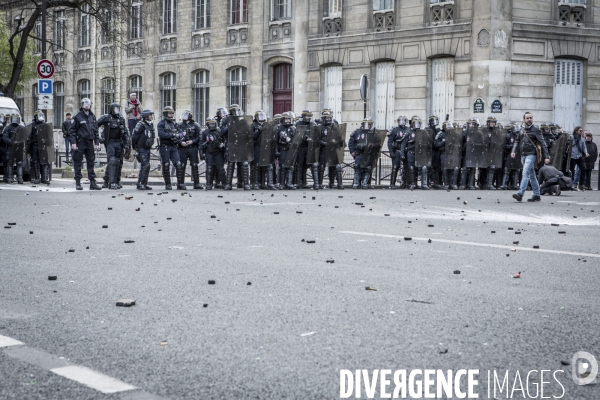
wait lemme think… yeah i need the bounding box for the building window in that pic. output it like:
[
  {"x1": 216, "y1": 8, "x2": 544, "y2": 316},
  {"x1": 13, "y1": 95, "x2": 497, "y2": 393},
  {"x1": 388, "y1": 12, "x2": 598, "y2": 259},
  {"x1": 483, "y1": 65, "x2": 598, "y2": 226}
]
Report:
[
  {"x1": 326, "y1": 0, "x2": 342, "y2": 18},
  {"x1": 129, "y1": 75, "x2": 143, "y2": 104},
  {"x1": 430, "y1": 0, "x2": 453, "y2": 24},
  {"x1": 274, "y1": 64, "x2": 292, "y2": 90},
  {"x1": 54, "y1": 10, "x2": 66, "y2": 50},
  {"x1": 230, "y1": 0, "x2": 249, "y2": 25},
  {"x1": 162, "y1": 0, "x2": 177, "y2": 34},
  {"x1": 80, "y1": 4, "x2": 90, "y2": 47},
  {"x1": 101, "y1": 78, "x2": 115, "y2": 115},
  {"x1": 271, "y1": 0, "x2": 291, "y2": 21},
  {"x1": 32, "y1": 84, "x2": 38, "y2": 115},
  {"x1": 78, "y1": 79, "x2": 91, "y2": 105},
  {"x1": 34, "y1": 21, "x2": 42, "y2": 54},
  {"x1": 14, "y1": 87, "x2": 24, "y2": 115},
  {"x1": 430, "y1": 57, "x2": 455, "y2": 124},
  {"x1": 373, "y1": 0, "x2": 393, "y2": 11},
  {"x1": 53, "y1": 82, "x2": 65, "y2": 129},
  {"x1": 228, "y1": 67, "x2": 247, "y2": 113},
  {"x1": 130, "y1": 1, "x2": 143, "y2": 39},
  {"x1": 324, "y1": 65, "x2": 342, "y2": 123},
  {"x1": 161, "y1": 73, "x2": 177, "y2": 111},
  {"x1": 193, "y1": 71, "x2": 210, "y2": 126},
  {"x1": 101, "y1": 9, "x2": 112, "y2": 44},
  {"x1": 195, "y1": 0, "x2": 211, "y2": 29},
  {"x1": 553, "y1": 59, "x2": 583, "y2": 132},
  {"x1": 374, "y1": 62, "x2": 395, "y2": 131}
]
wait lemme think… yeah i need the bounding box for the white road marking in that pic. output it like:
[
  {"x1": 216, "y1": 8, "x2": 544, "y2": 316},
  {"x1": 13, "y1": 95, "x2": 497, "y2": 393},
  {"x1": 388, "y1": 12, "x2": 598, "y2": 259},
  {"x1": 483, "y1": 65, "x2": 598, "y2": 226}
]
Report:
[
  {"x1": 50, "y1": 365, "x2": 137, "y2": 394},
  {"x1": 0, "y1": 334, "x2": 24, "y2": 348},
  {"x1": 339, "y1": 231, "x2": 600, "y2": 258},
  {"x1": 230, "y1": 202, "x2": 314, "y2": 206}
]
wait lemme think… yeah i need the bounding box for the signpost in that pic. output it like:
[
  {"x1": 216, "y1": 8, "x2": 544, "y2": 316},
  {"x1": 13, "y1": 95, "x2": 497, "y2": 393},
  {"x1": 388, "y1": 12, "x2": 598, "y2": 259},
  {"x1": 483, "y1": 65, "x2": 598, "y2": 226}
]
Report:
[
  {"x1": 473, "y1": 98, "x2": 485, "y2": 114},
  {"x1": 37, "y1": 78, "x2": 54, "y2": 111},
  {"x1": 36, "y1": 59, "x2": 55, "y2": 79},
  {"x1": 360, "y1": 74, "x2": 368, "y2": 119}
]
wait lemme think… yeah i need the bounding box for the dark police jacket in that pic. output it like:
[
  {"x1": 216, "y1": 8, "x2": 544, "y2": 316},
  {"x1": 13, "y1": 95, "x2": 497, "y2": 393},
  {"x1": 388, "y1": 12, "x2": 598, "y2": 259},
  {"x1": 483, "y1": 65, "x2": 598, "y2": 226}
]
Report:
[
  {"x1": 201, "y1": 128, "x2": 225, "y2": 154},
  {"x1": 157, "y1": 119, "x2": 180, "y2": 147},
  {"x1": 387, "y1": 126, "x2": 409, "y2": 153},
  {"x1": 348, "y1": 128, "x2": 371, "y2": 155},
  {"x1": 97, "y1": 114, "x2": 130, "y2": 145},
  {"x1": 131, "y1": 121, "x2": 155, "y2": 151},
  {"x1": 69, "y1": 109, "x2": 99, "y2": 145},
  {"x1": 178, "y1": 120, "x2": 202, "y2": 147}
]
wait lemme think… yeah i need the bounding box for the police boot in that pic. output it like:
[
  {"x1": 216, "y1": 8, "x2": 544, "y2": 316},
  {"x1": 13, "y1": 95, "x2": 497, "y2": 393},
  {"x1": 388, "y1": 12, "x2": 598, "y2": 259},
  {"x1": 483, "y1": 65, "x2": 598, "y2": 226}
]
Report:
[
  {"x1": 408, "y1": 167, "x2": 416, "y2": 190},
  {"x1": 361, "y1": 168, "x2": 371, "y2": 189},
  {"x1": 468, "y1": 169, "x2": 477, "y2": 190},
  {"x1": 16, "y1": 162, "x2": 23, "y2": 184},
  {"x1": 277, "y1": 167, "x2": 285, "y2": 189},
  {"x1": 390, "y1": 166, "x2": 398, "y2": 189},
  {"x1": 317, "y1": 165, "x2": 325, "y2": 189},
  {"x1": 450, "y1": 168, "x2": 459, "y2": 190},
  {"x1": 498, "y1": 168, "x2": 510, "y2": 190},
  {"x1": 486, "y1": 168, "x2": 496, "y2": 190},
  {"x1": 242, "y1": 162, "x2": 251, "y2": 190},
  {"x1": 267, "y1": 165, "x2": 276, "y2": 190},
  {"x1": 205, "y1": 167, "x2": 213, "y2": 190},
  {"x1": 236, "y1": 164, "x2": 243, "y2": 189},
  {"x1": 102, "y1": 173, "x2": 109, "y2": 188},
  {"x1": 421, "y1": 166, "x2": 430, "y2": 190},
  {"x1": 251, "y1": 164, "x2": 260, "y2": 190},
  {"x1": 302, "y1": 165, "x2": 310, "y2": 189},
  {"x1": 89, "y1": 179, "x2": 102, "y2": 190},
  {"x1": 459, "y1": 168, "x2": 467, "y2": 190},
  {"x1": 136, "y1": 166, "x2": 145, "y2": 190},
  {"x1": 116, "y1": 164, "x2": 123, "y2": 189},
  {"x1": 309, "y1": 164, "x2": 318, "y2": 190},
  {"x1": 511, "y1": 170, "x2": 520, "y2": 190},
  {"x1": 42, "y1": 164, "x2": 50, "y2": 185},
  {"x1": 224, "y1": 163, "x2": 235, "y2": 190},
  {"x1": 176, "y1": 163, "x2": 186, "y2": 190},
  {"x1": 162, "y1": 163, "x2": 172, "y2": 190},
  {"x1": 328, "y1": 168, "x2": 335, "y2": 189},
  {"x1": 75, "y1": 179, "x2": 83, "y2": 191},
  {"x1": 5, "y1": 165, "x2": 13, "y2": 184},
  {"x1": 141, "y1": 164, "x2": 152, "y2": 190},
  {"x1": 108, "y1": 158, "x2": 119, "y2": 190},
  {"x1": 31, "y1": 160, "x2": 41, "y2": 184},
  {"x1": 352, "y1": 169, "x2": 361, "y2": 189},
  {"x1": 441, "y1": 170, "x2": 449, "y2": 190},
  {"x1": 285, "y1": 168, "x2": 296, "y2": 190},
  {"x1": 336, "y1": 165, "x2": 344, "y2": 189},
  {"x1": 191, "y1": 164, "x2": 203, "y2": 189}
]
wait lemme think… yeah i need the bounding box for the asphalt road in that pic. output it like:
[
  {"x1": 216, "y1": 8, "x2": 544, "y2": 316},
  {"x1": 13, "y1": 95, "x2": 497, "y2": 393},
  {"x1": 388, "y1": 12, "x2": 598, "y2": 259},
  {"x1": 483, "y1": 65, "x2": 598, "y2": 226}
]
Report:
[{"x1": 0, "y1": 179, "x2": 599, "y2": 399}]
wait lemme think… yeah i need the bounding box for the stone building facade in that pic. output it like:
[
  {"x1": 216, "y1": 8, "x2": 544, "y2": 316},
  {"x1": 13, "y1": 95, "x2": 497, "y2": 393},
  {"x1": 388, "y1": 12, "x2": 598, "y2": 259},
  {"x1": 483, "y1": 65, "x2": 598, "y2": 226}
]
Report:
[{"x1": 11, "y1": 0, "x2": 600, "y2": 134}]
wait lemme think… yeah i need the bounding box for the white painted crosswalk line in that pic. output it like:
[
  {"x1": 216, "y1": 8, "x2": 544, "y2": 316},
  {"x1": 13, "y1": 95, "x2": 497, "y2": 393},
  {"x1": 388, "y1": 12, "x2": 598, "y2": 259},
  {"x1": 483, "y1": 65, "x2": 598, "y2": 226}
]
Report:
[
  {"x1": 0, "y1": 334, "x2": 24, "y2": 348},
  {"x1": 50, "y1": 365, "x2": 137, "y2": 394}
]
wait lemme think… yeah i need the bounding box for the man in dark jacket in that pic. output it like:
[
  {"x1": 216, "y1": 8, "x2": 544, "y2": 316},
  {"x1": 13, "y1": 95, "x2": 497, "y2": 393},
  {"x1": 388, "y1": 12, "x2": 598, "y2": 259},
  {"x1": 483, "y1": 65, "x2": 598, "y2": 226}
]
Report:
[
  {"x1": 537, "y1": 164, "x2": 572, "y2": 195},
  {"x1": 511, "y1": 112, "x2": 550, "y2": 202},
  {"x1": 68, "y1": 98, "x2": 101, "y2": 190},
  {"x1": 131, "y1": 109, "x2": 155, "y2": 190},
  {"x1": 583, "y1": 133, "x2": 598, "y2": 190},
  {"x1": 570, "y1": 127, "x2": 589, "y2": 190},
  {"x1": 61, "y1": 113, "x2": 72, "y2": 162}
]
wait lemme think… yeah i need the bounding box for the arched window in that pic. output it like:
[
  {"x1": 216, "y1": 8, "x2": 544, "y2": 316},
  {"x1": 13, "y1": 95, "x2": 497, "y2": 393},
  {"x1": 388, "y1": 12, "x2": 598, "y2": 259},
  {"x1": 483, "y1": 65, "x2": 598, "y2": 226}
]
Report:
[
  {"x1": 228, "y1": 67, "x2": 247, "y2": 113},
  {"x1": 272, "y1": 63, "x2": 292, "y2": 115},
  {"x1": 78, "y1": 79, "x2": 91, "y2": 105},
  {"x1": 101, "y1": 78, "x2": 115, "y2": 115},
  {"x1": 129, "y1": 75, "x2": 143, "y2": 104},
  {"x1": 193, "y1": 70, "x2": 210, "y2": 126},
  {"x1": 53, "y1": 82, "x2": 65, "y2": 128},
  {"x1": 161, "y1": 73, "x2": 177, "y2": 111},
  {"x1": 430, "y1": 57, "x2": 455, "y2": 123}
]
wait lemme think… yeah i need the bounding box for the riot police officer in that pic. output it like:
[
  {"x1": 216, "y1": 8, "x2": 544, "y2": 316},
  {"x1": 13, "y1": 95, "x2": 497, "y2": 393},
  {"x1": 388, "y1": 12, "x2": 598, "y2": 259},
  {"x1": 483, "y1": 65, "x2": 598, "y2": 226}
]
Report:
[
  {"x1": 314, "y1": 108, "x2": 340, "y2": 126},
  {"x1": 479, "y1": 116, "x2": 498, "y2": 190},
  {"x1": 427, "y1": 115, "x2": 442, "y2": 189},
  {"x1": 400, "y1": 116, "x2": 424, "y2": 190},
  {"x1": 158, "y1": 106, "x2": 185, "y2": 190},
  {"x1": 459, "y1": 118, "x2": 479, "y2": 190},
  {"x1": 98, "y1": 102, "x2": 130, "y2": 190},
  {"x1": 276, "y1": 112, "x2": 297, "y2": 190},
  {"x1": 68, "y1": 98, "x2": 102, "y2": 190},
  {"x1": 251, "y1": 110, "x2": 267, "y2": 189},
  {"x1": 178, "y1": 110, "x2": 203, "y2": 189},
  {"x1": 387, "y1": 116, "x2": 409, "y2": 189},
  {"x1": 295, "y1": 110, "x2": 317, "y2": 189},
  {"x1": 27, "y1": 111, "x2": 50, "y2": 184},
  {"x1": 215, "y1": 107, "x2": 228, "y2": 128},
  {"x1": 222, "y1": 104, "x2": 251, "y2": 190},
  {"x1": 0, "y1": 114, "x2": 6, "y2": 183},
  {"x1": 349, "y1": 118, "x2": 375, "y2": 189},
  {"x1": 201, "y1": 118, "x2": 226, "y2": 190},
  {"x1": 317, "y1": 110, "x2": 343, "y2": 189},
  {"x1": 433, "y1": 121, "x2": 459, "y2": 190},
  {"x1": 2, "y1": 113, "x2": 24, "y2": 184},
  {"x1": 131, "y1": 109, "x2": 155, "y2": 190},
  {"x1": 498, "y1": 122, "x2": 521, "y2": 190}
]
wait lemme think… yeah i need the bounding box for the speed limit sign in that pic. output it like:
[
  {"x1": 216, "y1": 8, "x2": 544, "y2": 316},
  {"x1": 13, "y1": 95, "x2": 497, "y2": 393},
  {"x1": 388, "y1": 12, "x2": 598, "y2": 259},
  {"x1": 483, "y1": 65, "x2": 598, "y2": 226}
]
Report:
[{"x1": 37, "y1": 59, "x2": 55, "y2": 79}]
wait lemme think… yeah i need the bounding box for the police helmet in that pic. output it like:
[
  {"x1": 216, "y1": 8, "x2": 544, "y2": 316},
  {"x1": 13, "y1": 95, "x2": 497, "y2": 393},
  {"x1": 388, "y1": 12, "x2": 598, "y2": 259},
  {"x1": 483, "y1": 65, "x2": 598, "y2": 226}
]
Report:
[
  {"x1": 361, "y1": 117, "x2": 374, "y2": 131},
  {"x1": 163, "y1": 106, "x2": 175, "y2": 120},
  {"x1": 11, "y1": 113, "x2": 21, "y2": 125},
  {"x1": 81, "y1": 97, "x2": 92, "y2": 111},
  {"x1": 254, "y1": 110, "x2": 267, "y2": 123},
  {"x1": 33, "y1": 110, "x2": 45, "y2": 123},
  {"x1": 301, "y1": 109, "x2": 313, "y2": 123},
  {"x1": 281, "y1": 112, "x2": 293, "y2": 126},
  {"x1": 321, "y1": 110, "x2": 333, "y2": 126},
  {"x1": 141, "y1": 109, "x2": 154, "y2": 121},
  {"x1": 229, "y1": 104, "x2": 242, "y2": 116},
  {"x1": 428, "y1": 115, "x2": 439, "y2": 127},
  {"x1": 206, "y1": 117, "x2": 218, "y2": 130},
  {"x1": 397, "y1": 116, "x2": 408, "y2": 127},
  {"x1": 181, "y1": 109, "x2": 193, "y2": 121}
]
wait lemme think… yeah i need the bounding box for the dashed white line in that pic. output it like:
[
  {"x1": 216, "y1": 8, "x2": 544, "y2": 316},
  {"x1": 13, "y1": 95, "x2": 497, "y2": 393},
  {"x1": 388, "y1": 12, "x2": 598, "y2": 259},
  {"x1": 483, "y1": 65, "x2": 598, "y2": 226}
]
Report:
[
  {"x1": 50, "y1": 365, "x2": 138, "y2": 394},
  {"x1": 339, "y1": 231, "x2": 600, "y2": 258},
  {"x1": 0, "y1": 334, "x2": 24, "y2": 348}
]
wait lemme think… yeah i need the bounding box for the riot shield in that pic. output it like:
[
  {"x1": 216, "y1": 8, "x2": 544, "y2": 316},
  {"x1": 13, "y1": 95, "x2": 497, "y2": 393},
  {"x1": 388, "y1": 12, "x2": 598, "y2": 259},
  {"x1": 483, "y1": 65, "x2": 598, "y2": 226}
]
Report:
[
  {"x1": 9, "y1": 125, "x2": 30, "y2": 165},
  {"x1": 464, "y1": 128, "x2": 486, "y2": 168},
  {"x1": 444, "y1": 128, "x2": 463, "y2": 169},
  {"x1": 228, "y1": 116, "x2": 254, "y2": 163},
  {"x1": 326, "y1": 123, "x2": 347, "y2": 167},
  {"x1": 486, "y1": 127, "x2": 506, "y2": 168},
  {"x1": 564, "y1": 135, "x2": 573, "y2": 172},
  {"x1": 306, "y1": 126, "x2": 321, "y2": 165},
  {"x1": 415, "y1": 129, "x2": 433, "y2": 168},
  {"x1": 505, "y1": 145, "x2": 522, "y2": 170},
  {"x1": 37, "y1": 123, "x2": 55, "y2": 164},
  {"x1": 359, "y1": 129, "x2": 386, "y2": 169},
  {"x1": 259, "y1": 120, "x2": 277, "y2": 166},
  {"x1": 549, "y1": 133, "x2": 567, "y2": 170},
  {"x1": 283, "y1": 127, "x2": 304, "y2": 168}
]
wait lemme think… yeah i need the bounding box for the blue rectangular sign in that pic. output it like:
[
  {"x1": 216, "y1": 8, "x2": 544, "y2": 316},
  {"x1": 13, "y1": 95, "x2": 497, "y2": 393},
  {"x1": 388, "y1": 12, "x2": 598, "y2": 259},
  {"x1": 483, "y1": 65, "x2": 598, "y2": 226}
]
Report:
[{"x1": 38, "y1": 79, "x2": 53, "y2": 95}]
